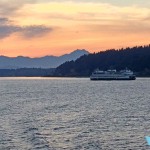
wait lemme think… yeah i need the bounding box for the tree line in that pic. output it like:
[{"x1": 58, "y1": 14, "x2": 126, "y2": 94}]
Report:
[{"x1": 55, "y1": 45, "x2": 150, "y2": 77}]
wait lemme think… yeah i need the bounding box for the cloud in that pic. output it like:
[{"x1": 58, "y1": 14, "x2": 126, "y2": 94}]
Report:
[
  {"x1": 25, "y1": 0, "x2": 150, "y2": 7},
  {"x1": 0, "y1": 1, "x2": 150, "y2": 40},
  {"x1": 0, "y1": 0, "x2": 40, "y2": 15},
  {"x1": 0, "y1": 17, "x2": 11, "y2": 24},
  {"x1": 0, "y1": 0, "x2": 149, "y2": 16},
  {"x1": 21, "y1": 25, "x2": 53, "y2": 38},
  {"x1": 0, "y1": 25, "x2": 20, "y2": 38},
  {"x1": 1, "y1": 0, "x2": 150, "y2": 21},
  {"x1": 0, "y1": 21, "x2": 53, "y2": 39}
]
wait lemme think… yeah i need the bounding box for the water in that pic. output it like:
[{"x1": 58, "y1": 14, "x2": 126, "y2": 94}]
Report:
[{"x1": 0, "y1": 77, "x2": 150, "y2": 150}]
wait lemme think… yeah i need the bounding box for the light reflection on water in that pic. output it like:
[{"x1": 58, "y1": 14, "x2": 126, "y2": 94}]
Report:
[{"x1": 0, "y1": 77, "x2": 150, "y2": 149}]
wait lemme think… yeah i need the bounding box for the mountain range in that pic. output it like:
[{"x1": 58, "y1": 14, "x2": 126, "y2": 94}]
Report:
[{"x1": 0, "y1": 49, "x2": 89, "y2": 69}]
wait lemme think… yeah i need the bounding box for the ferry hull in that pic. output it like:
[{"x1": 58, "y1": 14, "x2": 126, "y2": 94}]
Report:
[{"x1": 90, "y1": 76, "x2": 136, "y2": 80}]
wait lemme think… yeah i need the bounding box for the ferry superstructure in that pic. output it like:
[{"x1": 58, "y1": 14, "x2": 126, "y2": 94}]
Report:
[{"x1": 90, "y1": 69, "x2": 136, "y2": 80}]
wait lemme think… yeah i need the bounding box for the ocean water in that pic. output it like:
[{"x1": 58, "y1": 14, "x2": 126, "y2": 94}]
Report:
[{"x1": 0, "y1": 77, "x2": 150, "y2": 150}]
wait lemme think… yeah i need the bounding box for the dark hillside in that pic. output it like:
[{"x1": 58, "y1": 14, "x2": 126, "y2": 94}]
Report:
[{"x1": 55, "y1": 45, "x2": 150, "y2": 77}]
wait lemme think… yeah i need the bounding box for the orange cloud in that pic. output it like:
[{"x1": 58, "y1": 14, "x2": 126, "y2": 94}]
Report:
[{"x1": 0, "y1": 1, "x2": 150, "y2": 57}]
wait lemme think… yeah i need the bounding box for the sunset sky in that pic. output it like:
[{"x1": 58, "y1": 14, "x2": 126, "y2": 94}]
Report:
[{"x1": 0, "y1": 0, "x2": 150, "y2": 57}]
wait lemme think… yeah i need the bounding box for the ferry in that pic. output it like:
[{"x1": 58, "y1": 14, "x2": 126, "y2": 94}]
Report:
[{"x1": 90, "y1": 69, "x2": 136, "y2": 80}]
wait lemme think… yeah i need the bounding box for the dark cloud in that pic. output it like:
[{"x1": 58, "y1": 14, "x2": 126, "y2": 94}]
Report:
[
  {"x1": 0, "y1": 25, "x2": 21, "y2": 38},
  {"x1": 0, "y1": 17, "x2": 53, "y2": 39},
  {"x1": 21, "y1": 25, "x2": 53, "y2": 38},
  {"x1": 0, "y1": 24, "x2": 53, "y2": 39},
  {"x1": 0, "y1": 18, "x2": 9, "y2": 24},
  {"x1": 0, "y1": 0, "x2": 40, "y2": 15}
]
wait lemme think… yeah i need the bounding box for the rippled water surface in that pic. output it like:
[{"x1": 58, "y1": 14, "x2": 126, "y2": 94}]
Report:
[{"x1": 0, "y1": 77, "x2": 150, "y2": 150}]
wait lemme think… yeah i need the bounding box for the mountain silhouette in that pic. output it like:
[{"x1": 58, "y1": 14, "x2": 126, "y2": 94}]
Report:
[{"x1": 0, "y1": 49, "x2": 89, "y2": 69}]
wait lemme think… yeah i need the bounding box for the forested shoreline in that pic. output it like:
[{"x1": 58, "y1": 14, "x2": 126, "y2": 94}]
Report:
[{"x1": 55, "y1": 45, "x2": 150, "y2": 77}]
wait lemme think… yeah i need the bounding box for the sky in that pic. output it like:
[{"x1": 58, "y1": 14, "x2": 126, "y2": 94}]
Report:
[{"x1": 0, "y1": 0, "x2": 150, "y2": 57}]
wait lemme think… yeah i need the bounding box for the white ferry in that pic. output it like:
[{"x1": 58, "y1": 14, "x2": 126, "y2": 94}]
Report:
[{"x1": 90, "y1": 69, "x2": 136, "y2": 80}]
